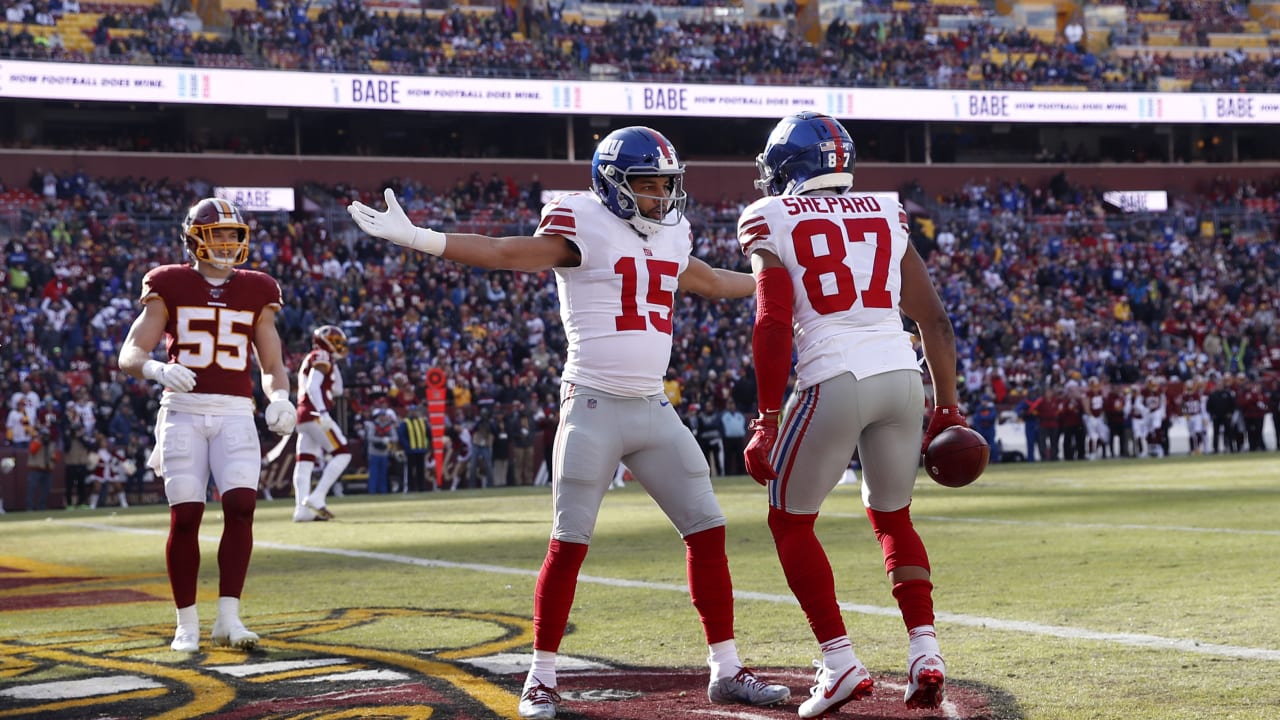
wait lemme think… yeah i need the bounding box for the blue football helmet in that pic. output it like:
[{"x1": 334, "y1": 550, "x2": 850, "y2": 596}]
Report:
[
  {"x1": 754, "y1": 112, "x2": 856, "y2": 197},
  {"x1": 591, "y1": 126, "x2": 687, "y2": 236}
]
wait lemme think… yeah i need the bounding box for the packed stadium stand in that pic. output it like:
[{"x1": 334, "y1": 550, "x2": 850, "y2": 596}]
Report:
[{"x1": 2, "y1": 0, "x2": 1279, "y2": 510}]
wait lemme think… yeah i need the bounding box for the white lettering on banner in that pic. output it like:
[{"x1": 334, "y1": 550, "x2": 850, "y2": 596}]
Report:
[{"x1": 2, "y1": 60, "x2": 1280, "y2": 124}]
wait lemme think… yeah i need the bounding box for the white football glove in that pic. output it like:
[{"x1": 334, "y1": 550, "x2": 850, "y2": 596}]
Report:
[
  {"x1": 265, "y1": 399, "x2": 297, "y2": 436},
  {"x1": 143, "y1": 360, "x2": 197, "y2": 393},
  {"x1": 347, "y1": 189, "x2": 445, "y2": 255},
  {"x1": 317, "y1": 412, "x2": 338, "y2": 434}
]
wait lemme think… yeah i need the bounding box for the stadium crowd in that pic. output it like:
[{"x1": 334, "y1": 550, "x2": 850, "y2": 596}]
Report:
[
  {"x1": 3, "y1": 162, "x2": 1280, "y2": 511},
  {"x1": 3, "y1": 0, "x2": 1280, "y2": 91}
]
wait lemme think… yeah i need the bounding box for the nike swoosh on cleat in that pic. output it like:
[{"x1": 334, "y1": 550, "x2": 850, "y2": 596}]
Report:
[{"x1": 824, "y1": 667, "x2": 861, "y2": 699}]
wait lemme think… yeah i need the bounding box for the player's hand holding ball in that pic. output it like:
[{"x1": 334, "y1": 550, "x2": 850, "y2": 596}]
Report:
[{"x1": 924, "y1": 424, "x2": 989, "y2": 488}]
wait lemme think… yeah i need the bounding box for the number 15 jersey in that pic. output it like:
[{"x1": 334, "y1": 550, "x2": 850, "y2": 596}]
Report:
[
  {"x1": 738, "y1": 192, "x2": 918, "y2": 391},
  {"x1": 536, "y1": 193, "x2": 691, "y2": 398}
]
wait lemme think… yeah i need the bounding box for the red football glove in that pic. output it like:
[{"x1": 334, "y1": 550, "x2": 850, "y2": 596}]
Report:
[
  {"x1": 744, "y1": 415, "x2": 780, "y2": 485},
  {"x1": 921, "y1": 404, "x2": 967, "y2": 454}
]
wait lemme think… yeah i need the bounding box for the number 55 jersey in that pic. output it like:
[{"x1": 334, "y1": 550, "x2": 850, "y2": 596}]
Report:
[
  {"x1": 738, "y1": 193, "x2": 918, "y2": 391},
  {"x1": 139, "y1": 264, "x2": 283, "y2": 414}
]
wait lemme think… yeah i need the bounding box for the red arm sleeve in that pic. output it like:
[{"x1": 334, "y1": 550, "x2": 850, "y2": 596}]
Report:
[{"x1": 752, "y1": 266, "x2": 794, "y2": 415}]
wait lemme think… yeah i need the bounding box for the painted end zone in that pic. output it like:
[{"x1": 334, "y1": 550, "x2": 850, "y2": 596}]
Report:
[{"x1": 538, "y1": 668, "x2": 993, "y2": 720}]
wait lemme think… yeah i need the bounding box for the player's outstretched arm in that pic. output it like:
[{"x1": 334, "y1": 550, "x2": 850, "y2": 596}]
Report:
[
  {"x1": 348, "y1": 188, "x2": 577, "y2": 272},
  {"x1": 899, "y1": 242, "x2": 958, "y2": 409},
  {"x1": 678, "y1": 256, "x2": 756, "y2": 299}
]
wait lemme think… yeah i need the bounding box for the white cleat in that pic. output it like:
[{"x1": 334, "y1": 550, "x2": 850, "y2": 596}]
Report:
[
  {"x1": 211, "y1": 617, "x2": 260, "y2": 650},
  {"x1": 904, "y1": 652, "x2": 946, "y2": 709},
  {"x1": 518, "y1": 681, "x2": 561, "y2": 719},
  {"x1": 170, "y1": 625, "x2": 199, "y2": 652},
  {"x1": 707, "y1": 667, "x2": 791, "y2": 706},
  {"x1": 798, "y1": 659, "x2": 874, "y2": 718}
]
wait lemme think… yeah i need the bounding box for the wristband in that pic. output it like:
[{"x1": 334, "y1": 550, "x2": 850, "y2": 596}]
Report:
[
  {"x1": 142, "y1": 359, "x2": 164, "y2": 381},
  {"x1": 412, "y1": 228, "x2": 447, "y2": 256},
  {"x1": 269, "y1": 389, "x2": 290, "y2": 403}
]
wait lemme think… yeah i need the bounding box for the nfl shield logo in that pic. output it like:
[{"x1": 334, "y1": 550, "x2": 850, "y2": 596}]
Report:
[{"x1": 587, "y1": 399, "x2": 597, "y2": 409}]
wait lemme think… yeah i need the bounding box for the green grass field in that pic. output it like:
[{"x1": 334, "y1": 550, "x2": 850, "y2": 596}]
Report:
[{"x1": 2, "y1": 454, "x2": 1278, "y2": 719}]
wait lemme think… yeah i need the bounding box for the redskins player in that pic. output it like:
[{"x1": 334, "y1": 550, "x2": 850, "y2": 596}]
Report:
[
  {"x1": 291, "y1": 324, "x2": 351, "y2": 522},
  {"x1": 119, "y1": 197, "x2": 295, "y2": 653}
]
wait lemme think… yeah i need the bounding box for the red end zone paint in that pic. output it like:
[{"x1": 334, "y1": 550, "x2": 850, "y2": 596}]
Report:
[
  {"x1": 0, "y1": 588, "x2": 160, "y2": 611},
  {"x1": 536, "y1": 668, "x2": 992, "y2": 719}
]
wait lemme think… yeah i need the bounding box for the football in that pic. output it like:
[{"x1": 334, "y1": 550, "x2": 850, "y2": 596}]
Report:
[{"x1": 924, "y1": 426, "x2": 989, "y2": 488}]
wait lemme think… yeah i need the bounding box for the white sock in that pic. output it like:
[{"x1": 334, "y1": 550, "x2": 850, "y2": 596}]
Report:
[
  {"x1": 217, "y1": 596, "x2": 242, "y2": 625},
  {"x1": 309, "y1": 454, "x2": 351, "y2": 508},
  {"x1": 118, "y1": 491, "x2": 128, "y2": 508},
  {"x1": 707, "y1": 639, "x2": 742, "y2": 681},
  {"x1": 176, "y1": 604, "x2": 198, "y2": 629},
  {"x1": 292, "y1": 460, "x2": 314, "y2": 507},
  {"x1": 908, "y1": 625, "x2": 940, "y2": 657},
  {"x1": 819, "y1": 635, "x2": 857, "y2": 670},
  {"x1": 526, "y1": 649, "x2": 558, "y2": 688}
]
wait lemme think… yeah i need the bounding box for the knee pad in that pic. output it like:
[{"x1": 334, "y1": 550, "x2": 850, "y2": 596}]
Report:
[{"x1": 866, "y1": 505, "x2": 930, "y2": 573}]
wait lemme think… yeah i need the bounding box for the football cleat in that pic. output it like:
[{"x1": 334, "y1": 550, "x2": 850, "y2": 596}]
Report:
[
  {"x1": 304, "y1": 500, "x2": 335, "y2": 521},
  {"x1": 518, "y1": 681, "x2": 561, "y2": 719},
  {"x1": 170, "y1": 625, "x2": 199, "y2": 652},
  {"x1": 707, "y1": 667, "x2": 791, "y2": 707},
  {"x1": 211, "y1": 617, "x2": 260, "y2": 650},
  {"x1": 798, "y1": 659, "x2": 874, "y2": 718},
  {"x1": 904, "y1": 652, "x2": 946, "y2": 709}
]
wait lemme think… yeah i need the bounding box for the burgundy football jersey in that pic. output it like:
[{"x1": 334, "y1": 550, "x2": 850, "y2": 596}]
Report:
[{"x1": 139, "y1": 265, "x2": 283, "y2": 398}]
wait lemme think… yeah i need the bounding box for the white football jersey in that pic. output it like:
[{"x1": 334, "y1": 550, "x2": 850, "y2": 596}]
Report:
[
  {"x1": 738, "y1": 192, "x2": 918, "y2": 390},
  {"x1": 536, "y1": 193, "x2": 692, "y2": 397}
]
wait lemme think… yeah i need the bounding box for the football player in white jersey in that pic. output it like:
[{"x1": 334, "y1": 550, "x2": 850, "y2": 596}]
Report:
[
  {"x1": 291, "y1": 325, "x2": 352, "y2": 521},
  {"x1": 738, "y1": 112, "x2": 966, "y2": 715},
  {"x1": 348, "y1": 126, "x2": 789, "y2": 720}
]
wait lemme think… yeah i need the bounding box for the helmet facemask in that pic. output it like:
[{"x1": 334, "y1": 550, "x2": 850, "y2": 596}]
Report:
[
  {"x1": 183, "y1": 198, "x2": 250, "y2": 270},
  {"x1": 188, "y1": 226, "x2": 250, "y2": 269},
  {"x1": 600, "y1": 166, "x2": 687, "y2": 237}
]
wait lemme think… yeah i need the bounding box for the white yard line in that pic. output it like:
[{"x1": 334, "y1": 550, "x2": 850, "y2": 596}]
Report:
[
  {"x1": 827, "y1": 513, "x2": 1280, "y2": 537},
  {"x1": 70, "y1": 522, "x2": 1280, "y2": 662}
]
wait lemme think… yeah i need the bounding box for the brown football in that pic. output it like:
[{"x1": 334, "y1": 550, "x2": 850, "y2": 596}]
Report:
[{"x1": 924, "y1": 426, "x2": 990, "y2": 488}]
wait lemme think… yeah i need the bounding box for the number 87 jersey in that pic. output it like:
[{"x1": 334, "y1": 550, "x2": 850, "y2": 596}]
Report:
[{"x1": 737, "y1": 193, "x2": 920, "y2": 390}]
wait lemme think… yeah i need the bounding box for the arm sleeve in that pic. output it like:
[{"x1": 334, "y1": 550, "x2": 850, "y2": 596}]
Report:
[
  {"x1": 752, "y1": 266, "x2": 794, "y2": 415},
  {"x1": 305, "y1": 367, "x2": 327, "y2": 412}
]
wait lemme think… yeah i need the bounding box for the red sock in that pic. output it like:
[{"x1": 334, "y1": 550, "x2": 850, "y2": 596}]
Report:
[
  {"x1": 768, "y1": 507, "x2": 846, "y2": 642},
  {"x1": 533, "y1": 539, "x2": 589, "y2": 652},
  {"x1": 892, "y1": 579, "x2": 935, "y2": 630},
  {"x1": 166, "y1": 502, "x2": 204, "y2": 608},
  {"x1": 685, "y1": 526, "x2": 735, "y2": 644},
  {"x1": 217, "y1": 488, "x2": 256, "y2": 598}
]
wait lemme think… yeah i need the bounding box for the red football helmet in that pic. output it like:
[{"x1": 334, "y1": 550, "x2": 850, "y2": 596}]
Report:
[
  {"x1": 182, "y1": 198, "x2": 250, "y2": 269},
  {"x1": 312, "y1": 325, "x2": 348, "y2": 358}
]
